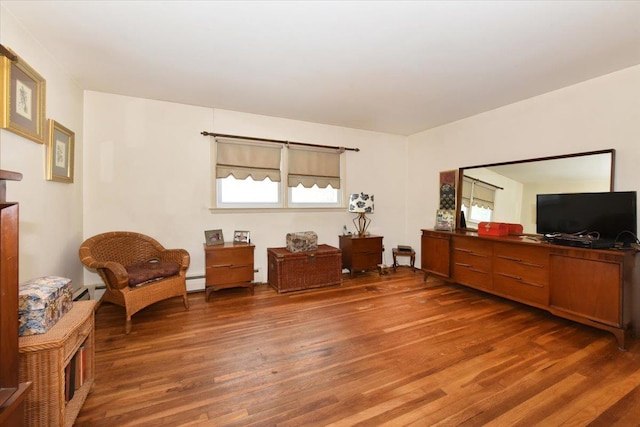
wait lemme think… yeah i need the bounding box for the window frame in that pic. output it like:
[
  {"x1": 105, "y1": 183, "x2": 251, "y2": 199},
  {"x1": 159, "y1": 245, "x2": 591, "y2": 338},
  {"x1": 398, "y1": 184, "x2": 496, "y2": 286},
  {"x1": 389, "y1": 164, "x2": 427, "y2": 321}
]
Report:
[{"x1": 211, "y1": 138, "x2": 347, "y2": 211}]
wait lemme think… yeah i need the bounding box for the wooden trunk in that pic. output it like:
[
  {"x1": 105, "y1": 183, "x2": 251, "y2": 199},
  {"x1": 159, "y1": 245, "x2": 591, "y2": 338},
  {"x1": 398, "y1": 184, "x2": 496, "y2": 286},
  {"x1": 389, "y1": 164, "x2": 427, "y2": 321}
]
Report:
[{"x1": 267, "y1": 245, "x2": 342, "y2": 293}]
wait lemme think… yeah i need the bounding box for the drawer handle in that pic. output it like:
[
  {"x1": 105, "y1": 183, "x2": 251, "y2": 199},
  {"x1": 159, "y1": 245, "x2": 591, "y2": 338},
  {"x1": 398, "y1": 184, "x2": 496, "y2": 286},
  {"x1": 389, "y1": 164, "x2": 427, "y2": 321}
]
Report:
[
  {"x1": 455, "y1": 263, "x2": 489, "y2": 274},
  {"x1": 213, "y1": 264, "x2": 232, "y2": 268},
  {"x1": 498, "y1": 272, "x2": 522, "y2": 281},
  {"x1": 455, "y1": 248, "x2": 489, "y2": 258},
  {"x1": 497, "y1": 255, "x2": 522, "y2": 262},
  {"x1": 497, "y1": 273, "x2": 544, "y2": 288},
  {"x1": 496, "y1": 255, "x2": 544, "y2": 268}
]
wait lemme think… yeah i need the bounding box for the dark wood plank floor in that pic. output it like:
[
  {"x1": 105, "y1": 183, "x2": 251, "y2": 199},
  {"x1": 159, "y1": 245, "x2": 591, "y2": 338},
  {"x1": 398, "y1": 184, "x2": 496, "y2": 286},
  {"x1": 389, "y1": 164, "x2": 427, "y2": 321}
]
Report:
[{"x1": 75, "y1": 269, "x2": 640, "y2": 426}]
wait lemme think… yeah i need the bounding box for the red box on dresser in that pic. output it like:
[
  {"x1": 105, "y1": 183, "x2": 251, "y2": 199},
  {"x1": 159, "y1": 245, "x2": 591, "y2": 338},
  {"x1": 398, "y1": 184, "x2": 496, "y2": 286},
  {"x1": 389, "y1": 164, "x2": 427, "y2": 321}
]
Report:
[
  {"x1": 477, "y1": 222, "x2": 509, "y2": 236},
  {"x1": 267, "y1": 244, "x2": 342, "y2": 293}
]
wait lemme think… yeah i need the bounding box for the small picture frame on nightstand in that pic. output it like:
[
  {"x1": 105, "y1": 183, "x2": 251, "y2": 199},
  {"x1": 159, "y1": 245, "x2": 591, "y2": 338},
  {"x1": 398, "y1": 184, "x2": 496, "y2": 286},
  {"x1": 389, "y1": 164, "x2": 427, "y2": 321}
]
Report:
[
  {"x1": 234, "y1": 230, "x2": 250, "y2": 243},
  {"x1": 204, "y1": 229, "x2": 224, "y2": 246}
]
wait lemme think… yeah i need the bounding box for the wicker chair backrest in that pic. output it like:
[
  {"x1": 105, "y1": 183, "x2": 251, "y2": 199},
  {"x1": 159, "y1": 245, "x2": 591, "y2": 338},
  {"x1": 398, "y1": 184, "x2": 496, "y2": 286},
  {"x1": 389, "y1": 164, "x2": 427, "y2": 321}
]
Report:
[{"x1": 85, "y1": 232, "x2": 164, "y2": 267}]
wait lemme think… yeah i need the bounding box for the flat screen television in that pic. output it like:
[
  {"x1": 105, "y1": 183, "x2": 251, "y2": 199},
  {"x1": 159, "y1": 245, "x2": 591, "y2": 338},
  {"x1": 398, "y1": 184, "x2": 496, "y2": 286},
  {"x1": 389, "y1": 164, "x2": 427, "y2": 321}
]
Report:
[{"x1": 536, "y1": 191, "x2": 637, "y2": 247}]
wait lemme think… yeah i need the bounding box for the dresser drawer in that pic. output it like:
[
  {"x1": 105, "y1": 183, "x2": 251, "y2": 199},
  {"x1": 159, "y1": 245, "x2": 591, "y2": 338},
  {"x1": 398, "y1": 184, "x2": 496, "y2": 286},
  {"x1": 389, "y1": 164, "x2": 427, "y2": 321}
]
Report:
[
  {"x1": 206, "y1": 265, "x2": 253, "y2": 286},
  {"x1": 205, "y1": 246, "x2": 253, "y2": 266},
  {"x1": 352, "y1": 252, "x2": 382, "y2": 270},
  {"x1": 352, "y1": 238, "x2": 383, "y2": 252},
  {"x1": 452, "y1": 236, "x2": 492, "y2": 289},
  {"x1": 492, "y1": 243, "x2": 549, "y2": 305},
  {"x1": 493, "y1": 244, "x2": 548, "y2": 281}
]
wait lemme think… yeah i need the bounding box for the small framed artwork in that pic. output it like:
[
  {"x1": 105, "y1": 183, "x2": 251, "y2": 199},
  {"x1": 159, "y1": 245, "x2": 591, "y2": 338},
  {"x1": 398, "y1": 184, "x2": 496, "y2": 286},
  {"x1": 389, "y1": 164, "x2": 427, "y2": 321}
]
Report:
[
  {"x1": 204, "y1": 229, "x2": 224, "y2": 246},
  {"x1": 434, "y1": 209, "x2": 455, "y2": 231},
  {"x1": 233, "y1": 230, "x2": 250, "y2": 243},
  {"x1": 46, "y1": 119, "x2": 75, "y2": 183},
  {"x1": 0, "y1": 45, "x2": 47, "y2": 143}
]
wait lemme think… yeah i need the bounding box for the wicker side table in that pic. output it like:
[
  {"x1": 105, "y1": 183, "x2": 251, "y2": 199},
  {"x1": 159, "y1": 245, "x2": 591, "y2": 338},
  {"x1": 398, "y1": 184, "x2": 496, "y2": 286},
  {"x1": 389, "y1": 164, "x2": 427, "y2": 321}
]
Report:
[{"x1": 18, "y1": 300, "x2": 96, "y2": 427}]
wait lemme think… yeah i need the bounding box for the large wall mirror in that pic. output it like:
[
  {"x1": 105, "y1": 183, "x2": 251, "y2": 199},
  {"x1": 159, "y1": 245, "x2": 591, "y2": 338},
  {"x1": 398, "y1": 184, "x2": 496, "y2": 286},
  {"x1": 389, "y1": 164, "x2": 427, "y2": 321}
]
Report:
[{"x1": 457, "y1": 149, "x2": 615, "y2": 234}]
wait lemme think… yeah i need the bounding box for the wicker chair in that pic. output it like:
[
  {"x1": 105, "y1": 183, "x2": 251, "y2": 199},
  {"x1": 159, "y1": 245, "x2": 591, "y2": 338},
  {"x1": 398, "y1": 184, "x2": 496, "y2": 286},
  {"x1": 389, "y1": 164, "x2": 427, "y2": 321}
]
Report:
[{"x1": 79, "y1": 231, "x2": 190, "y2": 334}]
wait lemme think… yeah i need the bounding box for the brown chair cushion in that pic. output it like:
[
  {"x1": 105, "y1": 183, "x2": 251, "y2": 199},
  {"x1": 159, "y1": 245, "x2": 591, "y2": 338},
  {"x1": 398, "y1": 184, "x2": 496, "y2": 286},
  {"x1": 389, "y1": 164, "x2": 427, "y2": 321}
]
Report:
[{"x1": 126, "y1": 260, "x2": 180, "y2": 287}]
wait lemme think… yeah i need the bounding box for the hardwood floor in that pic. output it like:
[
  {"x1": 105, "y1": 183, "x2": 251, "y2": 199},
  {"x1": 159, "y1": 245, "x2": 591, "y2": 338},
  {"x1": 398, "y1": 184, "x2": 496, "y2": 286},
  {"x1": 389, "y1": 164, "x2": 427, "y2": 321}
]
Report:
[{"x1": 75, "y1": 269, "x2": 640, "y2": 426}]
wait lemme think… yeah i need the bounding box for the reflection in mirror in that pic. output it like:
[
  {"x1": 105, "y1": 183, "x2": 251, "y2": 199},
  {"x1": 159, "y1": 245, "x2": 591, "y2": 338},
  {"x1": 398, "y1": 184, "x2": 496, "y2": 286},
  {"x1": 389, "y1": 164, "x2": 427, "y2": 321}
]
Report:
[{"x1": 457, "y1": 150, "x2": 614, "y2": 234}]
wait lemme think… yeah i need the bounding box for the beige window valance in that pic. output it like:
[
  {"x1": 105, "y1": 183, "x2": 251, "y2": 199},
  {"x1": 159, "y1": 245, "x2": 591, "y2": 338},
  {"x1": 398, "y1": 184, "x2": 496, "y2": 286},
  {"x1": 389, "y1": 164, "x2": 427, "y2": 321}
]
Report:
[
  {"x1": 288, "y1": 146, "x2": 341, "y2": 189},
  {"x1": 215, "y1": 140, "x2": 282, "y2": 182},
  {"x1": 462, "y1": 175, "x2": 499, "y2": 210}
]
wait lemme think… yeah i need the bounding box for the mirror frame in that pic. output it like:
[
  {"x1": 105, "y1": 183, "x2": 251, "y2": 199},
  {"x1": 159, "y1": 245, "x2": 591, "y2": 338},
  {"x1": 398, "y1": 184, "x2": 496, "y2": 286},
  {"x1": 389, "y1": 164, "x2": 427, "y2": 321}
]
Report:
[{"x1": 455, "y1": 149, "x2": 615, "y2": 231}]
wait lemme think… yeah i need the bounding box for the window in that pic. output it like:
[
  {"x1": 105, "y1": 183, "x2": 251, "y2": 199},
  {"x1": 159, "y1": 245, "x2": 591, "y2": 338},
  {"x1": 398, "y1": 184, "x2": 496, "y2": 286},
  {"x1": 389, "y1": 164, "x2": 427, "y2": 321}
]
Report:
[
  {"x1": 461, "y1": 176, "x2": 498, "y2": 225},
  {"x1": 213, "y1": 137, "x2": 345, "y2": 209}
]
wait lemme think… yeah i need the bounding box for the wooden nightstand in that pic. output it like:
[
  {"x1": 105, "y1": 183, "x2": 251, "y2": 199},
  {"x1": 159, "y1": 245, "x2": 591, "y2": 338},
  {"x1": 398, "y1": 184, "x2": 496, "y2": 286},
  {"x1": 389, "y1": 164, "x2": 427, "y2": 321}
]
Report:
[
  {"x1": 204, "y1": 243, "x2": 254, "y2": 301},
  {"x1": 339, "y1": 234, "x2": 383, "y2": 278}
]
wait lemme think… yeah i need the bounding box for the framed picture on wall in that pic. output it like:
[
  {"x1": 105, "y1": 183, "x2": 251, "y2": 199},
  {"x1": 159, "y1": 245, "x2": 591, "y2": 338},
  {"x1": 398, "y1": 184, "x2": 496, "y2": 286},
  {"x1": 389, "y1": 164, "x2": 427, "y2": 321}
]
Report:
[
  {"x1": 204, "y1": 229, "x2": 224, "y2": 246},
  {"x1": 0, "y1": 44, "x2": 47, "y2": 143},
  {"x1": 46, "y1": 119, "x2": 75, "y2": 183}
]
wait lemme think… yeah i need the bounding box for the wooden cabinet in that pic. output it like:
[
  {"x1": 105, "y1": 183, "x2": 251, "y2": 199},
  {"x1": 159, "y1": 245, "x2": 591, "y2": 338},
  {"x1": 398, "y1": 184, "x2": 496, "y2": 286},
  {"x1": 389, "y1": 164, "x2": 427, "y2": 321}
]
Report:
[
  {"x1": 420, "y1": 229, "x2": 638, "y2": 349},
  {"x1": 339, "y1": 235, "x2": 383, "y2": 278},
  {"x1": 0, "y1": 171, "x2": 31, "y2": 427},
  {"x1": 204, "y1": 243, "x2": 254, "y2": 301},
  {"x1": 19, "y1": 300, "x2": 96, "y2": 427},
  {"x1": 548, "y1": 247, "x2": 636, "y2": 347},
  {"x1": 420, "y1": 230, "x2": 451, "y2": 279}
]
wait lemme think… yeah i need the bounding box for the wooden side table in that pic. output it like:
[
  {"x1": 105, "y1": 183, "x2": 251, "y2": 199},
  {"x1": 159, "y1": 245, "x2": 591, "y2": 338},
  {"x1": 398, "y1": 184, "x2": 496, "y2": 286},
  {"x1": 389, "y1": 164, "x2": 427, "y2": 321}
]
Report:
[
  {"x1": 392, "y1": 248, "x2": 416, "y2": 272},
  {"x1": 204, "y1": 243, "x2": 254, "y2": 301},
  {"x1": 339, "y1": 234, "x2": 383, "y2": 278}
]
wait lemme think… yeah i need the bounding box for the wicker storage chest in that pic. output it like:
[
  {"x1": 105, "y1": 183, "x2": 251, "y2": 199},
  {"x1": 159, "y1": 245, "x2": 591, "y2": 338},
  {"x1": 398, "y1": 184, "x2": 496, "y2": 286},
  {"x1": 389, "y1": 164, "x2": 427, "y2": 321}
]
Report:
[
  {"x1": 19, "y1": 301, "x2": 96, "y2": 427},
  {"x1": 267, "y1": 244, "x2": 342, "y2": 293}
]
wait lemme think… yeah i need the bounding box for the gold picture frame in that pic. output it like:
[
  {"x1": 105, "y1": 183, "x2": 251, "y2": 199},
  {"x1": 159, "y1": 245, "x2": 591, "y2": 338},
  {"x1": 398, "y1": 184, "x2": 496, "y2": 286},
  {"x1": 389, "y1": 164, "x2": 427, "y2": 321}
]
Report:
[
  {"x1": 46, "y1": 119, "x2": 75, "y2": 183},
  {"x1": 204, "y1": 229, "x2": 224, "y2": 246},
  {"x1": 0, "y1": 45, "x2": 46, "y2": 143}
]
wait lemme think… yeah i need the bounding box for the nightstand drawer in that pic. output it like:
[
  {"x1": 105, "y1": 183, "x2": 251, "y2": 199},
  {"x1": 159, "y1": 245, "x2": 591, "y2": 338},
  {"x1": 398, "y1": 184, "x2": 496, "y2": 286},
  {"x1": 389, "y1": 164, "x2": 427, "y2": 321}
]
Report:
[
  {"x1": 206, "y1": 265, "x2": 253, "y2": 285},
  {"x1": 352, "y1": 252, "x2": 382, "y2": 269},
  {"x1": 205, "y1": 246, "x2": 253, "y2": 266}
]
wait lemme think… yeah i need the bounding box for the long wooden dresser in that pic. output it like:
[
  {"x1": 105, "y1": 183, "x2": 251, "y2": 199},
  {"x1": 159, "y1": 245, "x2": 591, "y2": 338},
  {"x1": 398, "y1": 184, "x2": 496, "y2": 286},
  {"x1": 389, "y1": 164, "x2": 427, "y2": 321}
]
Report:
[{"x1": 421, "y1": 229, "x2": 640, "y2": 350}]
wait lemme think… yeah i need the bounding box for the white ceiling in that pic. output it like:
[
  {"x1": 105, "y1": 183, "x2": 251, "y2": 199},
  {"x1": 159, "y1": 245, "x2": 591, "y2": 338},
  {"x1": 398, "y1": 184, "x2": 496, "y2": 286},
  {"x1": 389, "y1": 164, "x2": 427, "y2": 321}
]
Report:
[{"x1": 2, "y1": 1, "x2": 639, "y2": 135}]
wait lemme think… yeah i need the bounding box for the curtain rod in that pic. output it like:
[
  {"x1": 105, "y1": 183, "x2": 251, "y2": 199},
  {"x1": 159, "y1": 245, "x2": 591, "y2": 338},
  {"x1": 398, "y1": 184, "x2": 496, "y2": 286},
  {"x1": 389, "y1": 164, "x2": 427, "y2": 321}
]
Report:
[
  {"x1": 464, "y1": 175, "x2": 504, "y2": 190},
  {"x1": 201, "y1": 131, "x2": 360, "y2": 152}
]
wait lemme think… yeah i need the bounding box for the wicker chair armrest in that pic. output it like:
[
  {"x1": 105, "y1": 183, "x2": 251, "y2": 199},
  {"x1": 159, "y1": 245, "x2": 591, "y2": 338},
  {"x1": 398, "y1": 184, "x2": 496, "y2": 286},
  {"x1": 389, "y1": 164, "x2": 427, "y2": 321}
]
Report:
[
  {"x1": 157, "y1": 249, "x2": 190, "y2": 270},
  {"x1": 89, "y1": 260, "x2": 130, "y2": 290}
]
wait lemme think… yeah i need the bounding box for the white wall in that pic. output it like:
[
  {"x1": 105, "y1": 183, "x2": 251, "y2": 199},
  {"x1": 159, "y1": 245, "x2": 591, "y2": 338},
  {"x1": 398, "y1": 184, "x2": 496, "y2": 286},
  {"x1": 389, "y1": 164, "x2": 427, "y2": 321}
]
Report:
[
  {"x1": 0, "y1": 5, "x2": 84, "y2": 286},
  {"x1": 83, "y1": 92, "x2": 407, "y2": 288},
  {"x1": 4, "y1": 1, "x2": 639, "y2": 289},
  {"x1": 407, "y1": 65, "x2": 640, "y2": 266}
]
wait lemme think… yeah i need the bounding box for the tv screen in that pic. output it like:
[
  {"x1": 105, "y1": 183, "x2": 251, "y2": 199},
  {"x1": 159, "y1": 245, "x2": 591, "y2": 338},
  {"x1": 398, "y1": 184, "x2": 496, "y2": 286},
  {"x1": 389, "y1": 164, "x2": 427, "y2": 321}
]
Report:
[{"x1": 536, "y1": 191, "x2": 637, "y2": 245}]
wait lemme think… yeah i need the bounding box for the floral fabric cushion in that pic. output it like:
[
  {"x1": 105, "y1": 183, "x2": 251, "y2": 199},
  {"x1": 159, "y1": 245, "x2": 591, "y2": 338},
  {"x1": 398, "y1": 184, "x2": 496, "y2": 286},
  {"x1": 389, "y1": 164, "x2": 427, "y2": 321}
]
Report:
[{"x1": 126, "y1": 260, "x2": 180, "y2": 287}]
